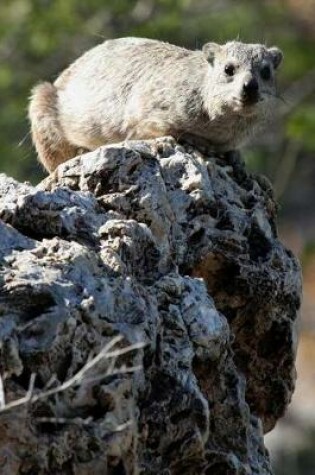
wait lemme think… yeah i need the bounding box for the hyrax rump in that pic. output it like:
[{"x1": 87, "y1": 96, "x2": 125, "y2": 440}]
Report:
[{"x1": 29, "y1": 37, "x2": 283, "y2": 172}]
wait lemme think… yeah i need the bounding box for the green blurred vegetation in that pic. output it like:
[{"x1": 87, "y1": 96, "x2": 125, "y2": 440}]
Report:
[{"x1": 0, "y1": 0, "x2": 314, "y2": 189}]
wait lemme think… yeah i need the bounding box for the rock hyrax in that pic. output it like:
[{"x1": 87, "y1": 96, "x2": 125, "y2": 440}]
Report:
[{"x1": 29, "y1": 37, "x2": 283, "y2": 172}]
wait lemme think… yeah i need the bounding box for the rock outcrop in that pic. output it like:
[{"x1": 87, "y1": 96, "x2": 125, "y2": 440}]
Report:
[{"x1": 0, "y1": 137, "x2": 302, "y2": 474}]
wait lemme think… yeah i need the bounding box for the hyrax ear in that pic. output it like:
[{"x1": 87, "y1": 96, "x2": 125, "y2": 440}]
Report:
[
  {"x1": 202, "y1": 42, "x2": 221, "y2": 64},
  {"x1": 268, "y1": 47, "x2": 283, "y2": 69}
]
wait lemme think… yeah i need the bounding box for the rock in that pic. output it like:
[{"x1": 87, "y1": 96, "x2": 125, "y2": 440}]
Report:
[{"x1": 0, "y1": 137, "x2": 301, "y2": 474}]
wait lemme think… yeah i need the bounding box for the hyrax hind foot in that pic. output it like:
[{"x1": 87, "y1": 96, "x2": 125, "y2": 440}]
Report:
[{"x1": 29, "y1": 82, "x2": 79, "y2": 172}]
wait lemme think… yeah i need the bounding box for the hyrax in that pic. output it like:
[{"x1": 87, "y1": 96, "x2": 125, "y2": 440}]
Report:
[{"x1": 29, "y1": 37, "x2": 283, "y2": 172}]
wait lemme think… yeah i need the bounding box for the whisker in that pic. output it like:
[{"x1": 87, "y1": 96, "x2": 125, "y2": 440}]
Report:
[
  {"x1": 18, "y1": 131, "x2": 32, "y2": 148},
  {"x1": 276, "y1": 94, "x2": 289, "y2": 105}
]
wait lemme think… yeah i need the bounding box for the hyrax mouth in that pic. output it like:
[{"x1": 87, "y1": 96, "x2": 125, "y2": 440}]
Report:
[
  {"x1": 231, "y1": 96, "x2": 259, "y2": 116},
  {"x1": 240, "y1": 96, "x2": 260, "y2": 108}
]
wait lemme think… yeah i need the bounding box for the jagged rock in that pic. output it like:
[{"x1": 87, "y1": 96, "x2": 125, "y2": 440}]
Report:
[{"x1": 0, "y1": 137, "x2": 301, "y2": 474}]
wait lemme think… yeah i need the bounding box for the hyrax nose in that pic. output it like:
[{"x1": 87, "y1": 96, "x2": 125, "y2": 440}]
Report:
[{"x1": 242, "y1": 78, "x2": 259, "y2": 103}]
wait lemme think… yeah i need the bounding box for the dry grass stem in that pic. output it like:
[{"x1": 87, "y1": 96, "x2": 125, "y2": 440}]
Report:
[{"x1": 0, "y1": 336, "x2": 144, "y2": 414}]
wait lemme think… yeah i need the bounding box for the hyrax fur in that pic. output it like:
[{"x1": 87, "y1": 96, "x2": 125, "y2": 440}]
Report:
[{"x1": 29, "y1": 37, "x2": 283, "y2": 172}]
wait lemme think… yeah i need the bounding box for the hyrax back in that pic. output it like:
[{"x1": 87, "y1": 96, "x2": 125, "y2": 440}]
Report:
[{"x1": 29, "y1": 37, "x2": 283, "y2": 172}]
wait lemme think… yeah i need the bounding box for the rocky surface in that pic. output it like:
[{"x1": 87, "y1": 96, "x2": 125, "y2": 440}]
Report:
[{"x1": 0, "y1": 137, "x2": 302, "y2": 474}]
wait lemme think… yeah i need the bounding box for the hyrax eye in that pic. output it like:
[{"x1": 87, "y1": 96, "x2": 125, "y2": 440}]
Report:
[
  {"x1": 224, "y1": 64, "x2": 235, "y2": 76},
  {"x1": 260, "y1": 65, "x2": 271, "y2": 80}
]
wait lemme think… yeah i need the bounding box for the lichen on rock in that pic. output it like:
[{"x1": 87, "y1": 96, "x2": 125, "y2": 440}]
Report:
[{"x1": 0, "y1": 137, "x2": 301, "y2": 474}]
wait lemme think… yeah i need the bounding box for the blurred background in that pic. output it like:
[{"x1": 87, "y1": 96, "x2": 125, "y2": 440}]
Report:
[{"x1": 0, "y1": 0, "x2": 314, "y2": 472}]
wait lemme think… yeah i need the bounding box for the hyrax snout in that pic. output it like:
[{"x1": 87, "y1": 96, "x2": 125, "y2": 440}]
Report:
[
  {"x1": 29, "y1": 37, "x2": 283, "y2": 172},
  {"x1": 242, "y1": 77, "x2": 259, "y2": 104}
]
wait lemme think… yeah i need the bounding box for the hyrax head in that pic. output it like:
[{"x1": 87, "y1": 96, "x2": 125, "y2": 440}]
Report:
[{"x1": 202, "y1": 41, "x2": 283, "y2": 116}]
